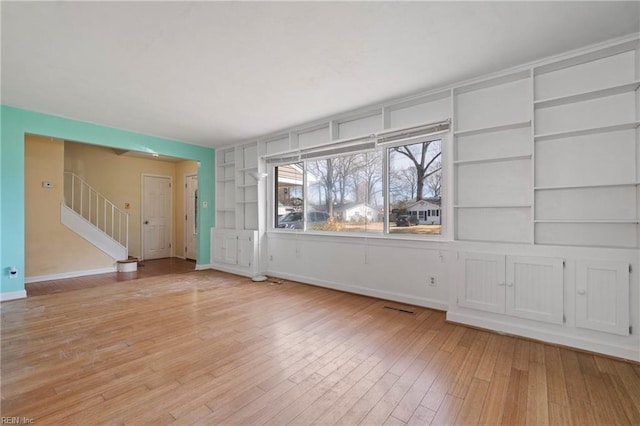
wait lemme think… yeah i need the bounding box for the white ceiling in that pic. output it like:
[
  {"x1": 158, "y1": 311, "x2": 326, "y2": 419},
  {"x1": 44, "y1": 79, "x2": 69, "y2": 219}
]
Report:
[{"x1": 2, "y1": 1, "x2": 639, "y2": 148}]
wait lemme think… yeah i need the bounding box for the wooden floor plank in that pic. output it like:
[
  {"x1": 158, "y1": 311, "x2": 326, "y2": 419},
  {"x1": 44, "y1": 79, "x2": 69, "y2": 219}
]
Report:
[{"x1": 1, "y1": 268, "x2": 639, "y2": 425}]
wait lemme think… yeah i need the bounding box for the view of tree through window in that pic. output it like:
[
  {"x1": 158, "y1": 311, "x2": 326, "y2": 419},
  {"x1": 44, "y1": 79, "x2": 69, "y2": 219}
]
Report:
[
  {"x1": 306, "y1": 152, "x2": 383, "y2": 233},
  {"x1": 274, "y1": 138, "x2": 442, "y2": 236},
  {"x1": 389, "y1": 139, "x2": 442, "y2": 235}
]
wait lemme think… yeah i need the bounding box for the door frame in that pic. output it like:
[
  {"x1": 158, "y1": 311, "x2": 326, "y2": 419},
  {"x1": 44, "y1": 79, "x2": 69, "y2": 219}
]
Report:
[
  {"x1": 184, "y1": 172, "x2": 198, "y2": 260},
  {"x1": 141, "y1": 173, "x2": 173, "y2": 261}
]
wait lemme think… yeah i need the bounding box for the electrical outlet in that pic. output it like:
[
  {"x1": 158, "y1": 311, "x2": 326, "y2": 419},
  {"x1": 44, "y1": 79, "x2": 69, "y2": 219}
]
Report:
[{"x1": 429, "y1": 276, "x2": 437, "y2": 287}]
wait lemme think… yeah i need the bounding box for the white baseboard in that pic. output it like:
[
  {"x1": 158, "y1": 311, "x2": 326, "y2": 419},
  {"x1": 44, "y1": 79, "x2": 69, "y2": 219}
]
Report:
[
  {"x1": 447, "y1": 311, "x2": 640, "y2": 363},
  {"x1": 208, "y1": 263, "x2": 255, "y2": 278},
  {"x1": 25, "y1": 266, "x2": 117, "y2": 283},
  {"x1": 195, "y1": 263, "x2": 212, "y2": 271},
  {"x1": 1, "y1": 290, "x2": 27, "y2": 302},
  {"x1": 267, "y1": 270, "x2": 449, "y2": 312}
]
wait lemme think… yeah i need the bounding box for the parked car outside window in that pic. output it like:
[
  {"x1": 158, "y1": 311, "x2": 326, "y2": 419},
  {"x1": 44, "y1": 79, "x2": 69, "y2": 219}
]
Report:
[
  {"x1": 276, "y1": 211, "x2": 330, "y2": 229},
  {"x1": 395, "y1": 215, "x2": 419, "y2": 227}
]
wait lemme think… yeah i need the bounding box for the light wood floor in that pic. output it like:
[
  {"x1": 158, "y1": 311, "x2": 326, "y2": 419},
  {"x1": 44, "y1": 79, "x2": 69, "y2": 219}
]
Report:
[
  {"x1": 2, "y1": 270, "x2": 639, "y2": 425},
  {"x1": 25, "y1": 258, "x2": 196, "y2": 296}
]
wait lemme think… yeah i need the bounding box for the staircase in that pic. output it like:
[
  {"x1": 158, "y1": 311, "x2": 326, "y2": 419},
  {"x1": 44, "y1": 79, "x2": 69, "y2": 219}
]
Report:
[{"x1": 62, "y1": 172, "x2": 129, "y2": 261}]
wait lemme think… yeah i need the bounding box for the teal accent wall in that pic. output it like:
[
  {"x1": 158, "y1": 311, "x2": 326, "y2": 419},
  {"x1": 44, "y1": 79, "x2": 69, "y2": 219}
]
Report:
[{"x1": 0, "y1": 106, "x2": 215, "y2": 295}]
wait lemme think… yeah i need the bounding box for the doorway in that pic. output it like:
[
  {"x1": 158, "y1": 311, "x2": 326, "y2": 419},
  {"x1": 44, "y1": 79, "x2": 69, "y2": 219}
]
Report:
[
  {"x1": 142, "y1": 174, "x2": 172, "y2": 260},
  {"x1": 184, "y1": 173, "x2": 198, "y2": 260}
]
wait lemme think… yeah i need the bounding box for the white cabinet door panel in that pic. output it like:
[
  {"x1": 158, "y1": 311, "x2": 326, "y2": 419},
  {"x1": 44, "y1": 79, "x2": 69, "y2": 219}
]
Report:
[
  {"x1": 457, "y1": 253, "x2": 506, "y2": 314},
  {"x1": 506, "y1": 256, "x2": 564, "y2": 324},
  {"x1": 576, "y1": 260, "x2": 630, "y2": 336}
]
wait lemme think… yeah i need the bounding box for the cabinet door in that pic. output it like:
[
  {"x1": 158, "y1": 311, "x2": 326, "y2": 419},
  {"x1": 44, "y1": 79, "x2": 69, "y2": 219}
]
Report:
[
  {"x1": 237, "y1": 234, "x2": 253, "y2": 268},
  {"x1": 457, "y1": 253, "x2": 506, "y2": 314},
  {"x1": 224, "y1": 234, "x2": 238, "y2": 265},
  {"x1": 506, "y1": 256, "x2": 564, "y2": 324},
  {"x1": 212, "y1": 232, "x2": 225, "y2": 263},
  {"x1": 576, "y1": 260, "x2": 630, "y2": 336}
]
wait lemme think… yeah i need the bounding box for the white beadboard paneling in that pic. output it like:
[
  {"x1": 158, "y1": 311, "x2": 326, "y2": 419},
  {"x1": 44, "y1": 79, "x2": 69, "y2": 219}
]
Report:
[
  {"x1": 457, "y1": 252, "x2": 506, "y2": 314},
  {"x1": 576, "y1": 260, "x2": 630, "y2": 336},
  {"x1": 535, "y1": 223, "x2": 638, "y2": 248},
  {"x1": 338, "y1": 113, "x2": 382, "y2": 140},
  {"x1": 457, "y1": 159, "x2": 532, "y2": 206},
  {"x1": 535, "y1": 186, "x2": 637, "y2": 220},
  {"x1": 534, "y1": 50, "x2": 636, "y2": 100},
  {"x1": 506, "y1": 256, "x2": 564, "y2": 324},
  {"x1": 534, "y1": 129, "x2": 636, "y2": 187},
  {"x1": 455, "y1": 125, "x2": 530, "y2": 162},
  {"x1": 389, "y1": 96, "x2": 451, "y2": 129},
  {"x1": 457, "y1": 207, "x2": 532, "y2": 243},
  {"x1": 298, "y1": 126, "x2": 330, "y2": 149},
  {"x1": 455, "y1": 78, "x2": 530, "y2": 131}
]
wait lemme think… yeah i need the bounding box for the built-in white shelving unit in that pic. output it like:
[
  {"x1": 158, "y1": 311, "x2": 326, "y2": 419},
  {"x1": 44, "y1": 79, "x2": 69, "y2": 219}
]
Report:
[
  {"x1": 215, "y1": 142, "x2": 260, "y2": 231},
  {"x1": 532, "y1": 42, "x2": 640, "y2": 248},
  {"x1": 453, "y1": 71, "x2": 533, "y2": 244},
  {"x1": 215, "y1": 148, "x2": 236, "y2": 230}
]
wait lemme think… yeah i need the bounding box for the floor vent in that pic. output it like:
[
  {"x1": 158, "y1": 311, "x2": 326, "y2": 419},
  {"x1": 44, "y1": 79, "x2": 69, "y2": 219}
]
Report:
[{"x1": 383, "y1": 305, "x2": 415, "y2": 315}]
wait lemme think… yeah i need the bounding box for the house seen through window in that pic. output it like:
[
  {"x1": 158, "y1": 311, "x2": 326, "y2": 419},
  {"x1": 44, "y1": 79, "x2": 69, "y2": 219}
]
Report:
[{"x1": 274, "y1": 137, "x2": 442, "y2": 236}]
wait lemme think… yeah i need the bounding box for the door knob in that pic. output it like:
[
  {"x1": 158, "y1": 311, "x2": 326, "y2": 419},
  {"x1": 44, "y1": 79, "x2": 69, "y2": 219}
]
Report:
[{"x1": 144, "y1": 220, "x2": 149, "y2": 225}]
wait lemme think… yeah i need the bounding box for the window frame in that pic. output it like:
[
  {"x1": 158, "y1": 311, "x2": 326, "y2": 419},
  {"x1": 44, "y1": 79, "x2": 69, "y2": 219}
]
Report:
[{"x1": 267, "y1": 132, "x2": 450, "y2": 241}]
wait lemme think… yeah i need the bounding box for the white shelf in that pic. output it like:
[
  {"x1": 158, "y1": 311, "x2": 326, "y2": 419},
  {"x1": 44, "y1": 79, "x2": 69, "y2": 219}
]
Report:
[
  {"x1": 218, "y1": 162, "x2": 236, "y2": 168},
  {"x1": 237, "y1": 200, "x2": 258, "y2": 204},
  {"x1": 535, "y1": 219, "x2": 639, "y2": 224},
  {"x1": 237, "y1": 183, "x2": 258, "y2": 188},
  {"x1": 454, "y1": 204, "x2": 532, "y2": 209},
  {"x1": 534, "y1": 80, "x2": 640, "y2": 109},
  {"x1": 238, "y1": 166, "x2": 258, "y2": 172},
  {"x1": 454, "y1": 120, "x2": 531, "y2": 137},
  {"x1": 217, "y1": 177, "x2": 235, "y2": 183},
  {"x1": 216, "y1": 208, "x2": 235, "y2": 212},
  {"x1": 454, "y1": 154, "x2": 531, "y2": 166},
  {"x1": 534, "y1": 182, "x2": 640, "y2": 191},
  {"x1": 534, "y1": 121, "x2": 640, "y2": 142}
]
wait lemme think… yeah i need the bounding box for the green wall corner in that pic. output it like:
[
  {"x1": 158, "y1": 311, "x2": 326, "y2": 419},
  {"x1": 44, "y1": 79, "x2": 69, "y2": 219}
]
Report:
[{"x1": 0, "y1": 106, "x2": 216, "y2": 296}]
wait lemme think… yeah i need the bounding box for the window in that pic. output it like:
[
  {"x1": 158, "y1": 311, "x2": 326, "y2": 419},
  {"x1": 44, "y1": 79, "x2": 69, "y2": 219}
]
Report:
[
  {"x1": 388, "y1": 139, "x2": 442, "y2": 235},
  {"x1": 275, "y1": 163, "x2": 304, "y2": 229},
  {"x1": 305, "y1": 152, "x2": 383, "y2": 233},
  {"x1": 270, "y1": 124, "x2": 445, "y2": 237}
]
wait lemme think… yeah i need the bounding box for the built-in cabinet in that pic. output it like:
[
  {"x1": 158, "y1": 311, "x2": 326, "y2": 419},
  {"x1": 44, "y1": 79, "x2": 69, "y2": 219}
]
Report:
[
  {"x1": 457, "y1": 252, "x2": 631, "y2": 335},
  {"x1": 212, "y1": 35, "x2": 639, "y2": 360},
  {"x1": 214, "y1": 142, "x2": 261, "y2": 276},
  {"x1": 457, "y1": 253, "x2": 563, "y2": 324},
  {"x1": 212, "y1": 229, "x2": 258, "y2": 269},
  {"x1": 575, "y1": 259, "x2": 630, "y2": 336}
]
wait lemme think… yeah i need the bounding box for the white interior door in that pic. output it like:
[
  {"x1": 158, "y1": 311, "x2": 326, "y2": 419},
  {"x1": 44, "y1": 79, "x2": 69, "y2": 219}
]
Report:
[
  {"x1": 185, "y1": 174, "x2": 198, "y2": 260},
  {"x1": 143, "y1": 175, "x2": 172, "y2": 260}
]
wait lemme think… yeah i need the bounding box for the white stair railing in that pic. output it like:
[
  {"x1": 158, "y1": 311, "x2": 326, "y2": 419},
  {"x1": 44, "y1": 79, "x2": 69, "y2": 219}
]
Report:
[{"x1": 63, "y1": 172, "x2": 129, "y2": 251}]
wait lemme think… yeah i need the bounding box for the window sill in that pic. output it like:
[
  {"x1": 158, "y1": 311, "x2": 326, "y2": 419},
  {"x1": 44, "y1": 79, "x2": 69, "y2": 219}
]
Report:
[{"x1": 267, "y1": 228, "x2": 452, "y2": 244}]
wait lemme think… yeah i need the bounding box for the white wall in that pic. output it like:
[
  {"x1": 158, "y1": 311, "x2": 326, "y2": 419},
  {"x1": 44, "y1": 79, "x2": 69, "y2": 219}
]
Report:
[{"x1": 218, "y1": 34, "x2": 640, "y2": 361}]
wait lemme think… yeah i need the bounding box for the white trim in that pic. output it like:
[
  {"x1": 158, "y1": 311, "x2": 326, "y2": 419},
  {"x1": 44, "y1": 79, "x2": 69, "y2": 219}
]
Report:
[
  {"x1": 446, "y1": 311, "x2": 640, "y2": 362},
  {"x1": 195, "y1": 263, "x2": 212, "y2": 271},
  {"x1": 25, "y1": 266, "x2": 117, "y2": 283},
  {"x1": 61, "y1": 204, "x2": 127, "y2": 260},
  {"x1": 141, "y1": 173, "x2": 173, "y2": 260},
  {"x1": 184, "y1": 172, "x2": 198, "y2": 260},
  {"x1": 267, "y1": 270, "x2": 449, "y2": 312},
  {"x1": 0, "y1": 290, "x2": 27, "y2": 302}
]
